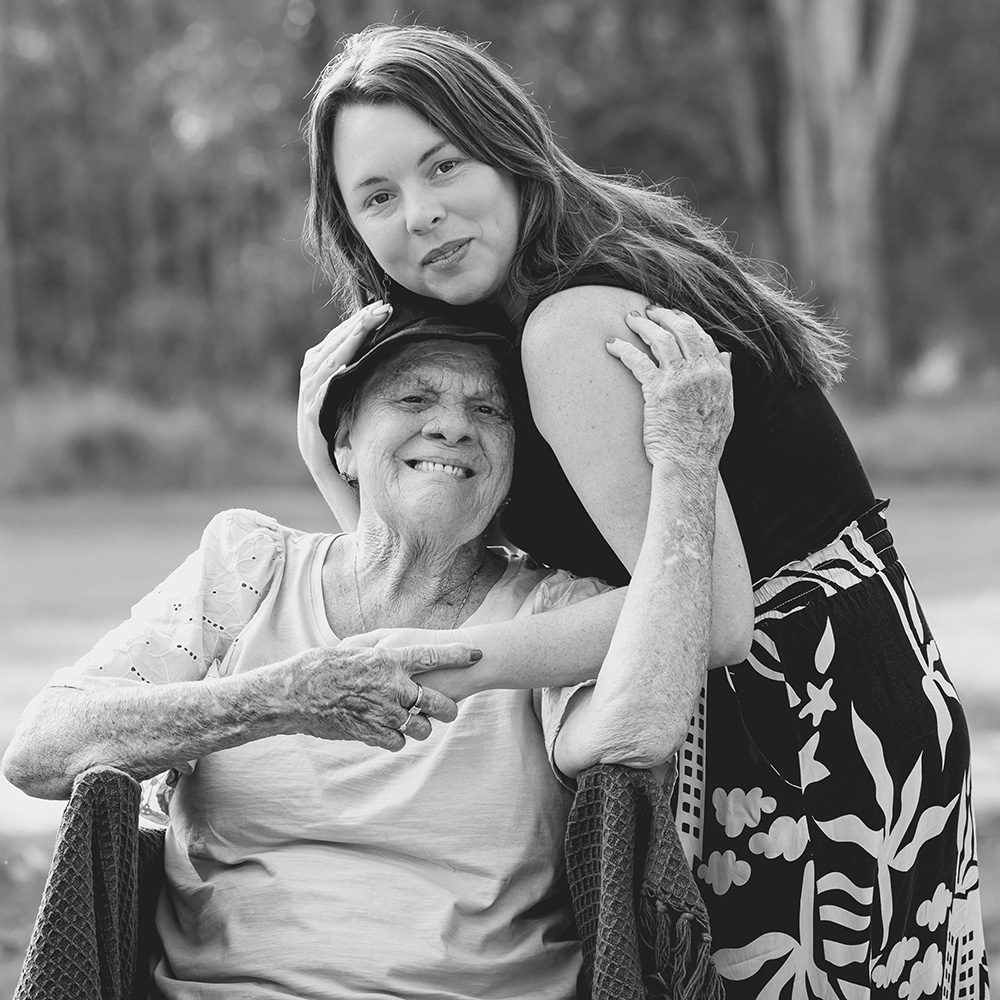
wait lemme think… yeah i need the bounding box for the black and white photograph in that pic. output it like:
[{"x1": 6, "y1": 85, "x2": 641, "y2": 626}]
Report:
[{"x1": 1, "y1": 2, "x2": 997, "y2": 997}]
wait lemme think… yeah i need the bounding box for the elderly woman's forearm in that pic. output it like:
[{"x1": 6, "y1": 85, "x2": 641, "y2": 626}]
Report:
[
  {"x1": 555, "y1": 464, "x2": 716, "y2": 776},
  {"x1": 2, "y1": 672, "x2": 288, "y2": 800}
]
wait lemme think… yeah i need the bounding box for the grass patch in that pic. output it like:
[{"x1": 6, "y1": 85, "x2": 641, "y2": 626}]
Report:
[
  {"x1": 5, "y1": 379, "x2": 999, "y2": 497},
  {"x1": 977, "y1": 811, "x2": 1000, "y2": 973},
  {"x1": 0, "y1": 832, "x2": 53, "y2": 998},
  {"x1": 7, "y1": 382, "x2": 312, "y2": 494}
]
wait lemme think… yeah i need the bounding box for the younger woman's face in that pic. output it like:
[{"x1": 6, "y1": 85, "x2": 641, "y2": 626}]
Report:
[{"x1": 333, "y1": 103, "x2": 520, "y2": 306}]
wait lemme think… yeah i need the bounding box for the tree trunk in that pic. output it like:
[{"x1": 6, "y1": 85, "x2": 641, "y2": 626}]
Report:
[
  {"x1": 0, "y1": 0, "x2": 19, "y2": 491},
  {"x1": 767, "y1": 0, "x2": 919, "y2": 403},
  {"x1": 127, "y1": 0, "x2": 160, "y2": 291},
  {"x1": 0, "y1": 0, "x2": 19, "y2": 396},
  {"x1": 712, "y1": 4, "x2": 788, "y2": 267},
  {"x1": 60, "y1": 7, "x2": 103, "y2": 371}
]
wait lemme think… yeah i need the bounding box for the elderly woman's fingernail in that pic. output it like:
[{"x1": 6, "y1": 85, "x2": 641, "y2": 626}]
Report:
[
  {"x1": 371, "y1": 302, "x2": 392, "y2": 314},
  {"x1": 627, "y1": 310, "x2": 642, "y2": 319},
  {"x1": 470, "y1": 649, "x2": 483, "y2": 661}
]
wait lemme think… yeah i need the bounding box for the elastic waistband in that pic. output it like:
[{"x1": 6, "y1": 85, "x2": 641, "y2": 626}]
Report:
[{"x1": 753, "y1": 500, "x2": 896, "y2": 614}]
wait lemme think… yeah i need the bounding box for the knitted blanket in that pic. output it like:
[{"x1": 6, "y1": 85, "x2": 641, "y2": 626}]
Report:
[
  {"x1": 565, "y1": 763, "x2": 724, "y2": 1000},
  {"x1": 15, "y1": 763, "x2": 719, "y2": 1000},
  {"x1": 14, "y1": 766, "x2": 164, "y2": 1000}
]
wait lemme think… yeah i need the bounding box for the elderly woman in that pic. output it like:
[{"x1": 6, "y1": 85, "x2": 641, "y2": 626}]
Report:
[{"x1": 4, "y1": 292, "x2": 734, "y2": 998}]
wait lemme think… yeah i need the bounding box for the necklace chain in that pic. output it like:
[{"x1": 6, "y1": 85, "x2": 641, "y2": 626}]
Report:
[{"x1": 352, "y1": 549, "x2": 483, "y2": 632}]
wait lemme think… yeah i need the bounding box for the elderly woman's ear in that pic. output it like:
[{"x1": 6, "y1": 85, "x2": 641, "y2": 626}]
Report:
[{"x1": 333, "y1": 424, "x2": 357, "y2": 483}]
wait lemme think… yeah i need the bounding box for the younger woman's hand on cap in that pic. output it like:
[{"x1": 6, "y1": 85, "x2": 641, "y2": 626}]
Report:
[{"x1": 297, "y1": 301, "x2": 393, "y2": 513}]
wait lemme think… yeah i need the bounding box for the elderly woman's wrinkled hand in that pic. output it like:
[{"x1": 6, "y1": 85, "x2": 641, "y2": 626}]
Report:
[
  {"x1": 338, "y1": 628, "x2": 480, "y2": 702},
  {"x1": 606, "y1": 306, "x2": 734, "y2": 473},
  {"x1": 270, "y1": 643, "x2": 476, "y2": 752}
]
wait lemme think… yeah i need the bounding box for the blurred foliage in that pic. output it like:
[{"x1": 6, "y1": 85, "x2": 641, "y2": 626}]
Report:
[
  {"x1": 10, "y1": 381, "x2": 306, "y2": 493},
  {"x1": 1, "y1": 0, "x2": 998, "y2": 406}
]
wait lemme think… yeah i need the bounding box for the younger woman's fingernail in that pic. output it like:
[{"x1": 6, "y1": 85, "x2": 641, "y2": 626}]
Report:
[
  {"x1": 372, "y1": 302, "x2": 392, "y2": 314},
  {"x1": 470, "y1": 649, "x2": 483, "y2": 661},
  {"x1": 628, "y1": 309, "x2": 642, "y2": 318}
]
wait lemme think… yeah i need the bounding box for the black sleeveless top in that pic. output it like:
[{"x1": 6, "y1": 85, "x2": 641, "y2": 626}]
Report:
[{"x1": 500, "y1": 274, "x2": 876, "y2": 587}]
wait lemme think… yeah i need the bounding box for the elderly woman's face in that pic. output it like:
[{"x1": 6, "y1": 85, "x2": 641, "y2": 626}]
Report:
[
  {"x1": 336, "y1": 340, "x2": 515, "y2": 540},
  {"x1": 334, "y1": 103, "x2": 520, "y2": 306}
]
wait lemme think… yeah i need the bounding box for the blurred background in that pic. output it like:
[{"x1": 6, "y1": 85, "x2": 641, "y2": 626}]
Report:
[{"x1": 1, "y1": 0, "x2": 998, "y2": 992}]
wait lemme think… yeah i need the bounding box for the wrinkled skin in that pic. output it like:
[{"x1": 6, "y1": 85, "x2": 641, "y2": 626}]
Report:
[{"x1": 609, "y1": 305, "x2": 734, "y2": 473}]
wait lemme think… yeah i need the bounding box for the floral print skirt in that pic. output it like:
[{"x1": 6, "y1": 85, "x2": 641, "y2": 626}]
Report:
[{"x1": 674, "y1": 501, "x2": 990, "y2": 999}]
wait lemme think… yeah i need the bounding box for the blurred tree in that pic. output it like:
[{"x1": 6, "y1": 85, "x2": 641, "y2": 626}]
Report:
[
  {"x1": 0, "y1": 0, "x2": 19, "y2": 399},
  {"x1": 766, "y1": 0, "x2": 920, "y2": 402},
  {"x1": 886, "y1": 0, "x2": 1000, "y2": 376},
  {"x1": 1, "y1": 0, "x2": 996, "y2": 417}
]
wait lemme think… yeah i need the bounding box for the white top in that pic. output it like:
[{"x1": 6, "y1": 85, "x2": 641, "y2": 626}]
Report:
[{"x1": 49, "y1": 509, "x2": 613, "y2": 1000}]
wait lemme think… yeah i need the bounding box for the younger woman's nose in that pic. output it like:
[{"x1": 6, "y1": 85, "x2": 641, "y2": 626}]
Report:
[{"x1": 404, "y1": 191, "x2": 445, "y2": 235}]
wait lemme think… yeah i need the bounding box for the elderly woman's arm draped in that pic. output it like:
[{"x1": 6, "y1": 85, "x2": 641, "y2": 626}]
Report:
[
  {"x1": 2, "y1": 510, "x2": 469, "y2": 800},
  {"x1": 549, "y1": 309, "x2": 733, "y2": 776}
]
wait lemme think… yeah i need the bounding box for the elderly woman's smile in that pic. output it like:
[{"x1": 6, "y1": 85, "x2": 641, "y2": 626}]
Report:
[
  {"x1": 335, "y1": 339, "x2": 514, "y2": 540},
  {"x1": 405, "y1": 460, "x2": 473, "y2": 478}
]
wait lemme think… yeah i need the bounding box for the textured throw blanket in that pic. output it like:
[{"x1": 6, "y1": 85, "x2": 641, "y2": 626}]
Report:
[
  {"x1": 16, "y1": 763, "x2": 720, "y2": 1000},
  {"x1": 566, "y1": 764, "x2": 724, "y2": 1000},
  {"x1": 14, "y1": 766, "x2": 164, "y2": 1000}
]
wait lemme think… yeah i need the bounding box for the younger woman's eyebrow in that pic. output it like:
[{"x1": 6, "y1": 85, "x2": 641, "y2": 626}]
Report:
[{"x1": 352, "y1": 141, "x2": 452, "y2": 192}]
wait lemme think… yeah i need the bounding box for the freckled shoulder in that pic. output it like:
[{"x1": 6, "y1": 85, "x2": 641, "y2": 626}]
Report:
[
  {"x1": 521, "y1": 285, "x2": 650, "y2": 366},
  {"x1": 515, "y1": 283, "x2": 661, "y2": 580}
]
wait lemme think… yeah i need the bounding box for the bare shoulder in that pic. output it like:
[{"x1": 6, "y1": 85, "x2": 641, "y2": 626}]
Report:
[
  {"x1": 521, "y1": 285, "x2": 650, "y2": 364},
  {"x1": 519, "y1": 284, "x2": 654, "y2": 448}
]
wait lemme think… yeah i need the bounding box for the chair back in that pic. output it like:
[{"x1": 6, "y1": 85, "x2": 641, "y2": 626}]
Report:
[{"x1": 14, "y1": 767, "x2": 165, "y2": 1000}]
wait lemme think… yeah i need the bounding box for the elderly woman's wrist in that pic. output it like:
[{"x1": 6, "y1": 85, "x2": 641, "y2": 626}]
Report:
[
  {"x1": 649, "y1": 458, "x2": 721, "y2": 513},
  {"x1": 650, "y1": 453, "x2": 721, "y2": 480},
  {"x1": 226, "y1": 668, "x2": 304, "y2": 739}
]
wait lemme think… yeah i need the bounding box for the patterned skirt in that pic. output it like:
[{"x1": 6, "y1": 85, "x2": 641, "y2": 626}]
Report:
[{"x1": 674, "y1": 501, "x2": 990, "y2": 999}]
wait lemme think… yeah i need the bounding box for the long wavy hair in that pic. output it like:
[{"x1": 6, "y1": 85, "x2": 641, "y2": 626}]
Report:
[{"x1": 304, "y1": 24, "x2": 847, "y2": 387}]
